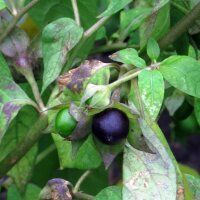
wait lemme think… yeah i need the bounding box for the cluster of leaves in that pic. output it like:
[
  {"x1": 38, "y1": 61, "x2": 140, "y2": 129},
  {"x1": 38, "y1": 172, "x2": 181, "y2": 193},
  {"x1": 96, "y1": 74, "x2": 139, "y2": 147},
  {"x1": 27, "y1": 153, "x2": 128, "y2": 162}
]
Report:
[{"x1": 0, "y1": 0, "x2": 200, "y2": 200}]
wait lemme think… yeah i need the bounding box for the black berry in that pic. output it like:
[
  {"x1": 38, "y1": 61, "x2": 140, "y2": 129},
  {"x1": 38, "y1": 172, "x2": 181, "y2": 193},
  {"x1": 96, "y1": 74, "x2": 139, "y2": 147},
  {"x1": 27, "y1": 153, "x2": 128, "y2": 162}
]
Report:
[{"x1": 92, "y1": 108, "x2": 129, "y2": 145}]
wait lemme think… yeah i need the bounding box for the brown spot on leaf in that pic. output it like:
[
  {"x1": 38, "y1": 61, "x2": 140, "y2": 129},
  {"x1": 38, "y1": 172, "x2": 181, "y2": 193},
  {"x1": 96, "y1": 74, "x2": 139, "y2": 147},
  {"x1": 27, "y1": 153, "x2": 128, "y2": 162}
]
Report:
[
  {"x1": 177, "y1": 186, "x2": 184, "y2": 200},
  {"x1": 57, "y1": 60, "x2": 109, "y2": 93}
]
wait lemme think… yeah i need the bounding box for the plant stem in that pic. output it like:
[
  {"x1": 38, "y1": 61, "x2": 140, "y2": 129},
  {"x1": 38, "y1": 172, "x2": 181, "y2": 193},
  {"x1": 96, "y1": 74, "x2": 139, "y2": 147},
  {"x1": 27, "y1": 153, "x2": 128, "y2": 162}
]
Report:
[
  {"x1": 0, "y1": 0, "x2": 40, "y2": 44},
  {"x1": 91, "y1": 43, "x2": 139, "y2": 54},
  {"x1": 159, "y1": 2, "x2": 200, "y2": 50},
  {"x1": 71, "y1": 0, "x2": 80, "y2": 26},
  {"x1": 84, "y1": 16, "x2": 111, "y2": 39},
  {"x1": 171, "y1": 1, "x2": 189, "y2": 15},
  {"x1": 0, "y1": 114, "x2": 48, "y2": 178},
  {"x1": 73, "y1": 192, "x2": 94, "y2": 200},
  {"x1": 36, "y1": 144, "x2": 56, "y2": 164},
  {"x1": 73, "y1": 170, "x2": 91, "y2": 193},
  {"x1": 26, "y1": 68, "x2": 46, "y2": 111},
  {"x1": 64, "y1": 16, "x2": 111, "y2": 71},
  {"x1": 108, "y1": 68, "x2": 147, "y2": 90}
]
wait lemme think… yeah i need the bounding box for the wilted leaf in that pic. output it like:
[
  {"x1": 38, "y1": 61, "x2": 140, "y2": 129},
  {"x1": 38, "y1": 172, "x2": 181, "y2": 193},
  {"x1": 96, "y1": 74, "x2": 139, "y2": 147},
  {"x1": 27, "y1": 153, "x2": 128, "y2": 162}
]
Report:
[
  {"x1": 42, "y1": 18, "x2": 83, "y2": 92},
  {"x1": 98, "y1": 0, "x2": 132, "y2": 18},
  {"x1": 95, "y1": 186, "x2": 121, "y2": 200},
  {"x1": 138, "y1": 69, "x2": 164, "y2": 121},
  {"x1": 40, "y1": 178, "x2": 72, "y2": 200},
  {"x1": 123, "y1": 119, "x2": 176, "y2": 200},
  {"x1": 0, "y1": 25, "x2": 29, "y2": 58},
  {"x1": 159, "y1": 56, "x2": 200, "y2": 98},
  {"x1": 58, "y1": 60, "x2": 113, "y2": 93},
  {"x1": 110, "y1": 48, "x2": 146, "y2": 68}
]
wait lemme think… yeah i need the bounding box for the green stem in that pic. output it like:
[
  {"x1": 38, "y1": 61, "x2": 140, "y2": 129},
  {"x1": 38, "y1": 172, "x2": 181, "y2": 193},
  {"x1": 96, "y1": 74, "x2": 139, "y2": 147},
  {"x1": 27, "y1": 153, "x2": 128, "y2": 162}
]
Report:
[
  {"x1": 36, "y1": 144, "x2": 56, "y2": 164},
  {"x1": 73, "y1": 170, "x2": 91, "y2": 193},
  {"x1": 0, "y1": 114, "x2": 48, "y2": 178},
  {"x1": 0, "y1": 0, "x2": 41, "y2": 44},
  {"x1": 64, "y1": 16, "x2": 111, "y2": 71},
  {"x1": 159, "y1": 2, "x2": 200, "y2": 50},
  {"x1": 171, "y1": 1, "x2": 189, "y2": 15},
  {"x1": 71, "y1": 0, "x2": 80, "y2": 26},
  {"x1": 108, "y1": 68, "x2": 147, "y2": 90},
  {"x1": 25, "y1": 68, "x2": 46, "y2": 111}
]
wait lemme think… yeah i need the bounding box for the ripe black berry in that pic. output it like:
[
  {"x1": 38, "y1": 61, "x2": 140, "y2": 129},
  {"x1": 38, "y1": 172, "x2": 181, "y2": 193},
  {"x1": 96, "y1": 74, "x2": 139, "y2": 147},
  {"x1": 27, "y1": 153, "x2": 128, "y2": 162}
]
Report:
[{"x1": 92, "y1": 108, "x2": 129, "y2": 145}]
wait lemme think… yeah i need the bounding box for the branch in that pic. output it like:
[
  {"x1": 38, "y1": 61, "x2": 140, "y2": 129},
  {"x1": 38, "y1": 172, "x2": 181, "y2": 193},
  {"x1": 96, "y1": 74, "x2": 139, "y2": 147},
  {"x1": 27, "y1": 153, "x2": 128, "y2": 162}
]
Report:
[
  {"x1": 84, "y1": 16, "x2": 111, "y2": 39},
  {"x1": 159, "y1": 2, "x2": 200, "y2": 50},
  {"x1": 0, "y1": 114, "x2": 48, "y2": 178},
  {"x1": 71, "y1": 0, "x2": 80, "y2": 26},
  {"x1": 0, "y1": 0, "x2": 40, "y2": 44},
  {"x1": 64, "y1": 16, "x2": 111, "y2": 71},
  {"x1": 26, "y1": 69, "x2": 46, "y2": 111},
  {"x1": 73, "y1": 170, "x2": 91, "y2": 193}
]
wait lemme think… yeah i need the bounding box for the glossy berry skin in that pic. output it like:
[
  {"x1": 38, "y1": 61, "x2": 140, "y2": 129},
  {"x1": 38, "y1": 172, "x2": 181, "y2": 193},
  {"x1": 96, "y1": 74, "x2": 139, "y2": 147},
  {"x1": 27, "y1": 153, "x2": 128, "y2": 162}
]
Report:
[
  {"x1": 55, "y1": 108, "x2": 77, "y2": 137},
  {"x1": 92, "y1": 108, "x2": 129, "y2": 145}
]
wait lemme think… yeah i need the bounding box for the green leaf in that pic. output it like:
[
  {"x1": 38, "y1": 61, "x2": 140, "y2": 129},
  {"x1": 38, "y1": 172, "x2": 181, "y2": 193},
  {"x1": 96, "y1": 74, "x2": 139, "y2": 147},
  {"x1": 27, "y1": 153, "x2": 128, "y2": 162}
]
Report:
[
  {"x1": 159, "y1": 56, "x2": 200, "y2": 98},
  {"x1": 52, "y1": 134, "x2": 101, "y2": 169},
  {"x1": 120, "y1": 7, "x2": 151, "y2": 34},
  {"x1": 0, "y1": 53, "x2": 12, "y2": 78},
  {"x1": 164, "y1": 89, "x2": 185, "y2": 116},
  {"x1": 147, "y1": 38, "x2": 160, "y2": 60},
  {"x1": 140, "y1": 3, "x2": 170, "y2": 48},
  {"x1": 138, "y1": 70, "x2": 164, "y2": 121},
  {"x1": 98, "y1": 0, "x2": 132, "y2": 18},
  {"x1": 95, "y1": 186, "x2": 121, "y2": 200},
  {"x1": 194, "y1": 98, "x2": 200, "y2": 125},
  {"x1": 0, "y1": 76, "x2": 34, "y2": 142},
  {"x1": 42, "y1": 18, "x2": 83, "y2": 92},
  {"x1": 123, "y1": 119, "x2": 176, "y2": 200},
  {"x1": 7, "y1": 184, "x2": 41, "y2": 200},
  {"x1": 185, "y1": 174, "x2": 200, "y2": 199},
  {"x1": 24, "y1": 184, "x2": 41, "y2": 200},
  {"x1": 110, "y1": 48, "x2": 146, "y2": 68},
  {"x1": 0, "y1": 0, "x2": 6, "y2": 10},
  {"x1": 7, "y1": 185, "x2": 22, "y2": 200},
  {"x1": 0, "y1": 106, "x2": 38, "y2": 193}
]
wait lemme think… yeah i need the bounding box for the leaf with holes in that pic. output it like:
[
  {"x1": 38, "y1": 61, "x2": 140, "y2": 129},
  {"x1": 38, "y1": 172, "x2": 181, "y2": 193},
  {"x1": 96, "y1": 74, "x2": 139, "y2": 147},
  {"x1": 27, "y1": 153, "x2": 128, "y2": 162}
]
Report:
[
  {"x1": 159, "y1": 56, "x2": 200, "y2": 98},
  {"x1": 138, "y1": 69, "x2": 164, "y2": 121},
  {"x1": 123, "y1": 118, "x2": 176, "y2": 200},
  {"x1": 42, "y1": 18, "x2": 83, "y2": 92}
]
